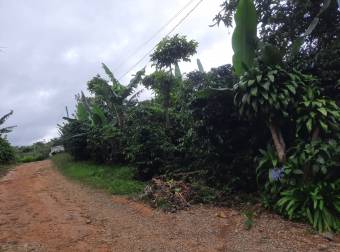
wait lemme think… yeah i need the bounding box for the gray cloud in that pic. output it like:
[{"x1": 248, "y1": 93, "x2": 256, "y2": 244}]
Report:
[{"x1": 0, "y1": 0, "x2": 232, "y2": 146}]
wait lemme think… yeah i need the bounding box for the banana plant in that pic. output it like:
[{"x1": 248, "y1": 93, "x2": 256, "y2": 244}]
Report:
[
  {"x1": 87, "y1": 64, "x2": 145, "y2": 128},
  {"x1": 232, "y1": 0, "x2": 257, "y2": 76}
]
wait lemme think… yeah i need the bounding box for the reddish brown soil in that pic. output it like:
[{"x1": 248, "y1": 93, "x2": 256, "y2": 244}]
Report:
[{"x1": 0, "y1": 160, "x2": 339, "y2": 251}]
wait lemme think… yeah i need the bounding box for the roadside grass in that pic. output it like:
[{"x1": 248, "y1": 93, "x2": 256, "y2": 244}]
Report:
[
  {"x1": 52, "y1": 153, "x2": 145, "y2": 196},
  {"x1": 17, "y1": 155, "x2": 46, "y2": 163}
]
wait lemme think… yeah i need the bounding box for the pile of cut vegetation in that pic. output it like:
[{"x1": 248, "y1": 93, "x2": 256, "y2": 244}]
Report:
[{"x1": 141, "y1": 177, "x2": 194, "y2": 212}]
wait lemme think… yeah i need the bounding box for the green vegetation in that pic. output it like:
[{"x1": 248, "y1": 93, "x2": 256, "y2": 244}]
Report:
[
  {"x1": 52, "y1": 153, "x2": 145, "y2": 195},
  {"x1": 14, "y1": 139, "x2": 61, "y2": 163},
  {"x1": 230, "y1": 0, "x2": 340, "y2": 233},
  {"x1": 56, "y1": 0, "x2": 340, "y2": 233},
  {"x1": 0, "y1": 137, "x2": 15, "y2": 165},
  {"x1": 0, "y1": 111, "x2": 15, "y2": 165}
]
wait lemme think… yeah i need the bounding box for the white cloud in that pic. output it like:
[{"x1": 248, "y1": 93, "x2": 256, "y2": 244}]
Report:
[
  {"x1": 62, "y1": 48, "x2": 80, "y2": 64},
  {"x1": 36, "y1": 127, "x2": 60, "y2": 144}
]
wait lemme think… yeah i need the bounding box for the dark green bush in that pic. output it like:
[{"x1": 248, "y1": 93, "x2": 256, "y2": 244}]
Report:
[
  {"x1": 60, "y1": 119, "x2": 90, "y2": 161},
  {"x1": 257, "y1": 140, "x2": 340, "y2": 232},
  {"x1": 187, "y1": 89, "x2": 267, "y2": 191},
  {"x1": 277, "y1": 180, "x2": 340, "y2": 233},
  {"x1": 0, "y1": 137, "x2": 15, "y2": 165},
  {"x1": 86, "y1": 125, "x2": 125, "y2": 164},
  {"x1": 125, "y1": 103, "x2": 176, "y2": 180}
]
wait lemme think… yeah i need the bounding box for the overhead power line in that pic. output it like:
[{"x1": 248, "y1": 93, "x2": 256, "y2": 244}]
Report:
[
  {"x1": 112, "y1": 0, "x2": 198, "y2": 73},
  {"x1": 118, "y1": 0, "x2": 204, "y2": 81}
]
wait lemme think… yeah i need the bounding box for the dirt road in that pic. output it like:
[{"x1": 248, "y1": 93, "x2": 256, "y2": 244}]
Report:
[{"x1": 0, "y1": 161, "x2": 339, "y2": 251}]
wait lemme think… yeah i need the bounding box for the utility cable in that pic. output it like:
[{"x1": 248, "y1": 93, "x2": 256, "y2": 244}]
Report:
[
  {"x1": 118, "y1": 0, "x2": 204, "y2": 81},
  {"x1": 112, "y1": 0, "x2": 198, "y2": 73}
]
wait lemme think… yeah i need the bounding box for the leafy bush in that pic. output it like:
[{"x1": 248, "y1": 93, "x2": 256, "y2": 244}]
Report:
[
  {"x1": 125, "y1": 103, "x2": 176, "y2": 180},
  {"x1": 0, "y1": 137, "x2": 15, "y2": 164},
  {"x1": 59, "y1": 118, "x2": 90, "y2": 160},
  {"x1": 86, "y1": 125, "x2": 125, "y2": 164},
  {"x1": 0, "y1": 111, "x2": 15, "y2": 165},
  {"x1": 184, "y1": 87, "x2": 267, "y2": 192},
  {"x1": 257, "y1": 140, "x2": 340, "y2": 232},
  {"x1": 277, "y1": 181, "x2": 340, "y2": 233}
]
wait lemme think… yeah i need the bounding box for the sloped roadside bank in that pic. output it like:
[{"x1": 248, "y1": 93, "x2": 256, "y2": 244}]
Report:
[{"x1": 0, "y1": 160, "x2": 339, "y2": 251}]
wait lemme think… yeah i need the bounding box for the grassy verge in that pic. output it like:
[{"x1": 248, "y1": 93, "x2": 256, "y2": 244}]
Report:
[{"x1": 52, "y1": 153, "x2": 145, "y2": 196}]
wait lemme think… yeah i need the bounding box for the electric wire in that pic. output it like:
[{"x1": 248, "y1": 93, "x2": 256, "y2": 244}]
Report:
[
  {"x1": 112, "y1": 0, "x2": 198, "y2": 73},
  {"x1": 118, "y1": 0, "x2": 204, "y2": 81}
]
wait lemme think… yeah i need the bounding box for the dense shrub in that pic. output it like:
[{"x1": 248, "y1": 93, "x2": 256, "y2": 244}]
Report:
[
  {"x1": 86, "y1": 125, "x2": 125, "y2": 164},
  {"x1": 125, "y1": 103, "x2": 176, "y2": 180},
  {"x1": 257, "y1": 140, "x2": 340, "y2": 232},
  {"x1": 187, "y1": 89, "x2": 266, "y2": 191},
  {"x1": 60, "y1": 119, "x2": 90, "y2": 161},
  {"x1": 172, "y1": 65, "x2": 267, "y2": 192},
  {"x1": 0, "y1": 137, "x2": 15, "y2": 164},
  {"x1": 277, "y1": 180, "x2": 340, "y2": 232}
]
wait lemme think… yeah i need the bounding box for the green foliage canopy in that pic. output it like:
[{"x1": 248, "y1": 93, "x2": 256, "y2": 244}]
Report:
[{"x1": 150, "y1": 34, "x2": 198, "y2": 70}]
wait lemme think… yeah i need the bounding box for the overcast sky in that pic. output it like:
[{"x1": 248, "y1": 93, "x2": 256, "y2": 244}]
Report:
[{"x1": 0, "y1": 0, "x2": 233, "y2": 146}]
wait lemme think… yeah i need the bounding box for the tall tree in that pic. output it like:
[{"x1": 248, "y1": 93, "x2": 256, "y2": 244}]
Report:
[{"x1": 146, "y1": 34, "x2": 198, "y2": 127}]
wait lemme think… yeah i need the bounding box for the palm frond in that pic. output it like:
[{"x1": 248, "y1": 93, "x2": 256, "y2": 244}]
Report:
[
  {"x1": 0, "y1": 110, "x2": 16, "y2": 135},
  {"x1": 0, "y1": 110, "x2": 13, "y2": 126},
  {"x1": 0, "y1": 126, "x2": 16, "y2": 135}
]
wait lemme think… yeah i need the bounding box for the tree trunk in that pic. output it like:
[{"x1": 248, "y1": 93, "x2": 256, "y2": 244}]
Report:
[
  {"x1": 268, "y1": 122, "x2": 286, "y2": 164},
  {"x1": 303, "y1": 126, "x2": 321, "y2": 182},
  {"x1": 112, "y1": 104, "x2": 123, "y2": 128},
  {"x1": 165, "y1": 107, "x2": 170, "y2": 129},
  {"x1": 312, "y1": 127, "x2": 320, "y2": 141}
]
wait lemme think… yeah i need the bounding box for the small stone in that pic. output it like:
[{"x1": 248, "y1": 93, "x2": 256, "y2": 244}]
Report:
[
  {"x1": 321, "y1": 232, "x2": 334, "y2": 241},
  {"x1": 216, "y1": 212, "x2": 227, "y2": 218},
  {"x1": 86, "y1": 219, "x2": 91, "y2": 224}
]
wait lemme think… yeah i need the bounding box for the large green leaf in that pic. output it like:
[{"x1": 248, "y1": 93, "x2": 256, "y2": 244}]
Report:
[
  {"x1": 232, "y1": 0, "x2": 257, "y2": 76},
  {"x1": 0, "y1": 110, "x2": 13, "y2": 126},
  {"x1": 91, "y1": 104, "x2": 107, "y2": 126},
  {"x1": 76, "y1": 102, "x2": 89, "y2": 122},
  {"x1": 197, "y1": 58, "x2": 205, "y2": 73},
  {"x1": 102, "y1": 63, "x2": 120, "y2": 87}
]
